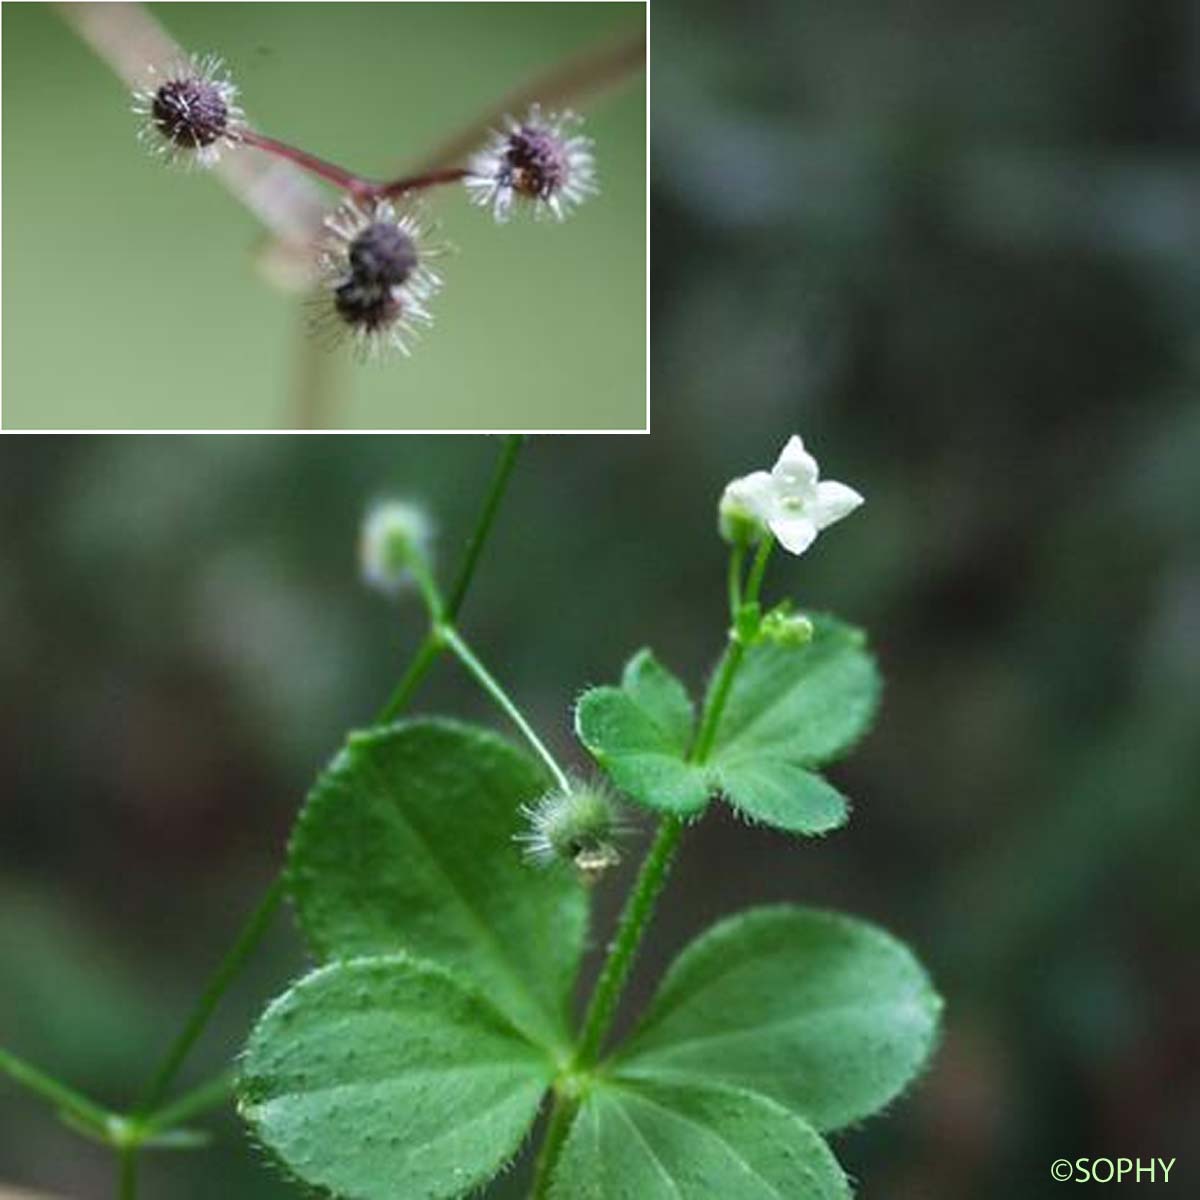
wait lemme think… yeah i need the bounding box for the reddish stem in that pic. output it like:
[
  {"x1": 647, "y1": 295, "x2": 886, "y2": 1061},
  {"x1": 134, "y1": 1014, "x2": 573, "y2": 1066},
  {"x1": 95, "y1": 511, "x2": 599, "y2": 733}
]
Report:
[
  {"x1": 368, "y1": 167, "x2": 469, "y2": 199},
  {"x1": 241, "y1": 129, "x2": 373, "y2": 195},
  {"x1": 242, "y1": 130, "x2": 468, "y2": 202},
  {"x1": 238, "y1": 30, "x2": 646, "y2": 206}
]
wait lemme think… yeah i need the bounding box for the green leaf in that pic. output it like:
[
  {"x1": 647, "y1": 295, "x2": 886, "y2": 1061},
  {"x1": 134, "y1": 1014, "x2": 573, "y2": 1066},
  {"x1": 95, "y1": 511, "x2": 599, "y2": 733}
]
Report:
[
  {"x1": 710, "y1": 615, "x2": 880, "y2": 768},
  {"x1": 288, "y1": 719, "x2": 586, "y2": 1050},
  {"x1": 578, "y1": 624, "x2": 878, "y2": 831},
  {"x1": 702, "y1": 616, "x2": 879, "y2": 833},
  {"x1": 575, "y1": 651, "x2": 710, "y2": 815},
  {"x1": 616, "y1": 906, "x2": 941, "y2": 1132},
  {"x1": 620, "y1": 648, "x2": 695, "y2": 750},
  {"x1": 551, "y1": 1080, "x2": 849, "y2": 1200},
  {"x1": 713, "y1": 759, "x2": 848, "y2": 835},
  {"x1": 240, "y1": 955, "x2": 551, "y2": 1200}
]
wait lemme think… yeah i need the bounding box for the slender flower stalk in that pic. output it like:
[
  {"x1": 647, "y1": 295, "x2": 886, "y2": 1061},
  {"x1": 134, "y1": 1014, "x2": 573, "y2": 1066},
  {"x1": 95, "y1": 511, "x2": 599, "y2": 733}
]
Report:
[
  {"x1": 240, "y1": 130, "x2": 470, "y2": 200},
  {"x1": 0, "y1": 1046, "x2": 113, "y2": 1136},
  {"x1": 405, "y1": 31, "x2": 644, "y2": 177},
  {"x1": 127, "y1": 437, "x2": 526, "y2": 1143},
  {"x1": 440, "y1": 624, "x2": 571, "y2": 791},
  {"x1": 135, "y1": 879, "x2": 287, "y2": 1114},
  {"x1": 239, "y1": 129, "x2": 371, "y2": 194}
]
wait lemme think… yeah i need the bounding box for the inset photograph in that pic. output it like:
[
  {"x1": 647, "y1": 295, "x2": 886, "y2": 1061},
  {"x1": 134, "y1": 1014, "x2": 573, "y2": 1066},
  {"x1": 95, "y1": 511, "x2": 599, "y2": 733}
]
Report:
[{"x1": 1, "y1": 2, "x2": 647, "y2": 431}]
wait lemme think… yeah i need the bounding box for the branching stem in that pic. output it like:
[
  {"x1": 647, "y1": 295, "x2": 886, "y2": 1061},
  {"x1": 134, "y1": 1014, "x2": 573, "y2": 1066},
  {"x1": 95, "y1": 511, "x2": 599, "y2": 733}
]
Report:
[
  {"x1": 130, "y1": 436, "x2": 526, "y2": 1129},
  {"x1": 118, "y1": 1145, "x2": 139, "y2": 1199},
  {"x1": 0, "y1": 1046, "x2": 112, "y2": 1135},
  {"x1": 136, "y1": 879, "x2": 286, "y2": 1114},
  {"x1": 240, "y1": 129, "x2": 372, "y2": 194},
  {"x1": 241, "y1": 130, "x2": 470, "y2": 200}
]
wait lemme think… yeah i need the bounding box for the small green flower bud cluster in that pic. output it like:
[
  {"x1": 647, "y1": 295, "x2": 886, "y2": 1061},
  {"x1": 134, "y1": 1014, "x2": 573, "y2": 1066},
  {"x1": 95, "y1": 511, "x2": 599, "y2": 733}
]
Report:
[
  {"x1": 759, "y1": 604, "x2": 814, "y2": 648},
  {"x1": 733, "y1": 600, "x2": 814, "y2": 649},
  {"x1": 718, "y1": 483, "x2": 765, "y2": 548}
]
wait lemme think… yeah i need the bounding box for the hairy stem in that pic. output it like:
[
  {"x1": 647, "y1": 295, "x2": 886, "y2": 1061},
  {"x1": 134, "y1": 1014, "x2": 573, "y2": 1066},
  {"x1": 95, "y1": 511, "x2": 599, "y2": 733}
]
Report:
[
  {"x1": 440, "y1": 625, "x2": 570, "y2": 790},
  {"x1": 574, "y1": 816, "x2": 685, "y2": 1069},
  {"x1": 132, "y1": 436, "x2": 525, "y2": 1113},
  {"x1": 530, "y1": 815, "x2": 685, "y2": 1200},
  {"x1": 530, "y1": 539, "x2": 777, "y2": 1196},
  {"x1": 530, "y1": 1092, "x2": 582, "y2": 1200}
]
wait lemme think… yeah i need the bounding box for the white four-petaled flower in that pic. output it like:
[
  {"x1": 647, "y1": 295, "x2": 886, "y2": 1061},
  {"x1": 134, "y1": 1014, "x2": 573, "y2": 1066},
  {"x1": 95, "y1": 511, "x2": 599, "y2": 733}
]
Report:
[{"x1": 719, "y1": 435, "x2": 864, "y2": 555}]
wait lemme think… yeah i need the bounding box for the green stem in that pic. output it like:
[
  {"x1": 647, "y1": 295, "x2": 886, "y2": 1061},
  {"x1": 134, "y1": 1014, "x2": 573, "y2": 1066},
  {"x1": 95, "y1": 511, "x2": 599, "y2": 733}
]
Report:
[
  {"x1": 744, "y1": 535, "x2": 774, "y2": 608},
  {"x1": 727, "y1": 542, "x2": 745, "y2": 619},
  {"x1": 691, "y1": 641, "x2": 743, "y2": 763},
  {"x1": 133, "y1": 436, "x2": 525, "y2": 1113},
  {"x1": 445, "y1": 436, "x2": 525, "y2": 620},
  {"x1": 136, "y1": 879, "x2": 285, "y2": 1114},
  {"x1": 403, "y1": 548, "x2": 446, "y2": 626},
  {"x1": 379, "y1": 435, "x2": 524, "y2": 723},
  {"x1": 693, "y1": 538, "x2": 774, "y2": 763},
  {"x1": 378, "y1": 631, "x2": 442, "y2": 723},
  {"x1": 530, "y1": 1092, "x2": 581, "y2": 1199},
  {"x1": 439, "y1": 625, "x2": 570, "y2": 791},
  {"x1": 118, "y1": 1145, "x2": 138, "y2": 1199},
  {"x1": 574, "y1": 816, "x2": 684, "y2": 1068},
  {"x1": 530, "y1": 816, "x2": 685, "y2": 1200},
  {"x1": 0, "y1": 1045, "x2": 113, "y2": 1135},
  {"x1": 531, "y1": 540, "x2": 778, "y2": 1197},
  {"x1": 142, "y1": 1070, "x2": 234, "y2": 1136}
]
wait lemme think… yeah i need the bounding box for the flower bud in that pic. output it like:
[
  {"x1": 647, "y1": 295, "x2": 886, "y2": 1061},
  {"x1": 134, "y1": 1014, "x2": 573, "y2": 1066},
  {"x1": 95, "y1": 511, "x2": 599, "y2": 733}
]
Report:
[
  {"x1": 759, "y1": 604, "x2": 814, "y2": 648},
  {"x1": 516, "y1": 781, "x2": 623, "y2": 884},
  {"x1": 718, "y1": 477, "x2": 769, "y2": 547},
  {"x1": 359, "y1": 500, "x2": 433, "y2": 596}
]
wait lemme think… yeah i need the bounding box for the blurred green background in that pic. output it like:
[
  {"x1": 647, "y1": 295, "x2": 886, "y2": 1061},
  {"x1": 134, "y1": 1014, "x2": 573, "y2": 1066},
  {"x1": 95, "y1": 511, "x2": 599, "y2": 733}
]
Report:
[
  {"x1": 4, "y1": 0, "x2": 1200, "y2": 1198},
  {"x1": 1, "y1": 2, "x2": 646, "y2": 430}
]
